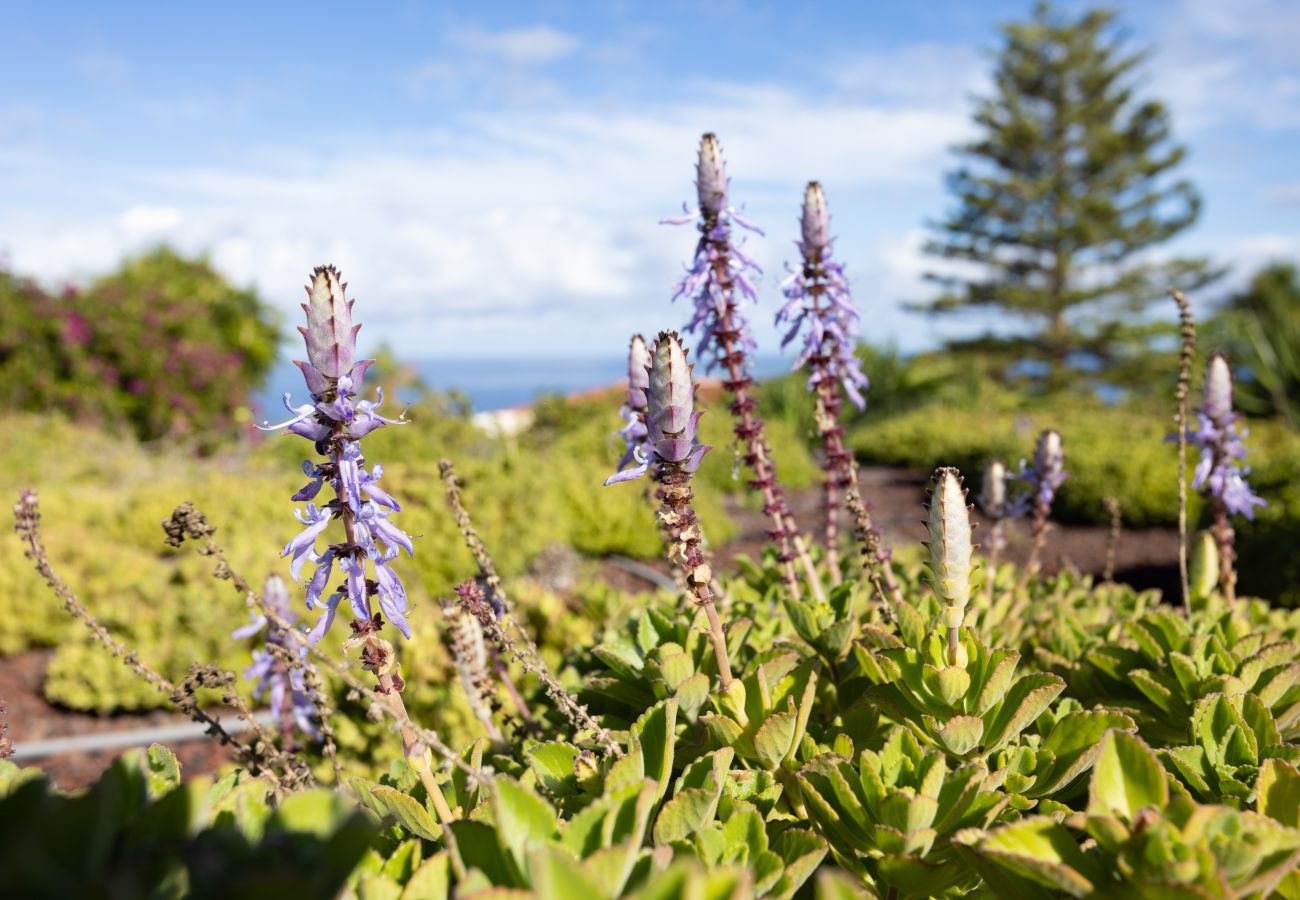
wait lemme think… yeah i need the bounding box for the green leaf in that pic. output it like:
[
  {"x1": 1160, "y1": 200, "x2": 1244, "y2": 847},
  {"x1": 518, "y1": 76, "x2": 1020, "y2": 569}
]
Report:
[
  {"x1": 528, "y1": 742, "x2": 581, "y2": 797},
  {"x1": 493, "y1": 778, "x2": 559, "y2": 877},
  {"x1": 653, "y1": 788, "x2": 723, "y2": 846},
  {"x1": 382, "y1": 838, "x2": 423, "y2": 883},
  {"x1": 144, "y1": 744, "x2": 181, "y2": 798},
  {"x1": 1031, "y1": 710, "x2": 1137, "y2": 797},
  {"x1": 529, "y1": 845, "x2": 608, "y2": 899},
  {"x1": 1087, "y1": 730, "x2": 1168, "y2": 821},
  {"x1": 934, "y1": 715, "x2": 984, "y2": 757},
  {"x1": 448, "y1": 819, "x2": 518, "y2": 888},
  {"x1": 631, "y1": 699, "x2": 678, "y2": 801},
  {"x1": 362, "y1": 785, "x2": 442, "y2": 841},
  {"x1": 357, "y1": 874, "x2": 403, "y2": 900},
  {"x1": 400, "y1": 853, "x2": 449, "y2": 900},
  {"x1": 1258, "y1": 758, "x2": 1300, "y2": 827},
  {"x1": 956, "y1": 817, "x2": 1100, "y2": 897},
  {"x1": 753, "y1": 712, "x2": 798, "y2": 769}
]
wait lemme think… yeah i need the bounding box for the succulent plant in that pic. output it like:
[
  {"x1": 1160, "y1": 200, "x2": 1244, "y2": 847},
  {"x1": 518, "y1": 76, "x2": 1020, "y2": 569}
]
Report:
[
  {"x1": 1159, "y1": 691, "x2": 1300, "y2": 806},
  {"x1": 798, "y1": 729, "x2": 1007, "y2": 897},
  {"x1": 954, "y1": 730, "x2": 1300, "y2": 899},
  {"x1": 856, "y1": 628, "x2": 1066, "y2": 762}
]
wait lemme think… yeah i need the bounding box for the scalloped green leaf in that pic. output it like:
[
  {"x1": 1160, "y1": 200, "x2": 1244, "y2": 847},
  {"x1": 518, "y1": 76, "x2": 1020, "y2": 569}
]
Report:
[{"x1": 1087, "y1": 730, "x2": 1168, "y2": 821}]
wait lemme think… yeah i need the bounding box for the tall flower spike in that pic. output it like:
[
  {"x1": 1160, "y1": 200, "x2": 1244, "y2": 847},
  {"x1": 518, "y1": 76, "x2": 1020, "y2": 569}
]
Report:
[
  {"x1": 978, "y1": 458, "x2": 1008, "y2": 603},
  {"x1": 926, "y1": 468, "x2": 974, "y2": 666},
  {"x1": 1189, "y1": 352, "x2": 1265, "y2": 603},
  {"x1": 662, "y1": 133, "x2": 822, "y2": 603},
  {"x1": 1014, "y1": 429, "x2": 1067, "y2": 583},
  {"x1": 259, "y1": 267, "x2": 412, "y2": 644},
  {"x1": 232, "y1": 574, "x2": 320, "y2": 741},
  {"x1": 606, "y1": 331, "x2": 732, "y2": 689},
  {"x1": 776, "y1": 181, "x2": 873, "y2": 586}
]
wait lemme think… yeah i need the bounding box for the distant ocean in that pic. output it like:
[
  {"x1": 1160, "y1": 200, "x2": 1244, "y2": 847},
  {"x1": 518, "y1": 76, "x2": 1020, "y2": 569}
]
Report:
[{"x1": 255, "y1": 355, "x2": 793, "y2": 414}]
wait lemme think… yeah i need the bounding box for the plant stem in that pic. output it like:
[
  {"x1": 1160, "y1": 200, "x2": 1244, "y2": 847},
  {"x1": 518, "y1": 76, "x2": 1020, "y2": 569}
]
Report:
[
  {"x1": 986, "y1": 520, "x2": 1003, "y2": 604},
  {"x1": 845, "y1": 483, "x2": 905, "y2": 613},
  {"x1": 1213, "y1": 502, "x2": 1238, "y2": 607},
  {"x1": 702, "y1": 214, "x2": 822, "y2": 604},
  {"x1": 1170, "y1": 289, "x2": 1195, "y2": 615},
  {"x1": 659, "y1": 468, "x2": 734, "y2": 690}
]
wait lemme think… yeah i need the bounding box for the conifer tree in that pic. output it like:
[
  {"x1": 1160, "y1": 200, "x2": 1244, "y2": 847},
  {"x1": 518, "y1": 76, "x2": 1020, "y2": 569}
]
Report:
[{"x1": 921, "y1": 3, "x2": 1217, "y2": 387}]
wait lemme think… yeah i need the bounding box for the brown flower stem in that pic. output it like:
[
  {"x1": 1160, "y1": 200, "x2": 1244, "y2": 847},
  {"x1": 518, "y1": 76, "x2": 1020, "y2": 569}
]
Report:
[
  {"x1": 441, "y1": 460, "x2": 623, "y2": 758},
  {"x1": 1019, "y1": 507, "x2": 1050, "y2": 590},
  {"x1": 1170, "y1": 289, "x2": 1195, "y2": 615},
  {"x1": 1102, "y1": 497, "x2": 1122, "y2": 583},
  {"x1": 702, "y1": 215, "x2": 822, "y2": 604},
  {"x1": 162, "y1": 504, "x2": 494, "y2": 790},
  {"x1": 372, "y1": 661, "x2": 465, "y2": 880},
  {"x1": 845, "y1": 482, "x2": 904, "y2": 614},
  {"x1": 1213, "y1": 503, "x2": 1238, "y2": 607},
  {"x1": 658, "y1": 468, "x2": 733, "y2": 690}
]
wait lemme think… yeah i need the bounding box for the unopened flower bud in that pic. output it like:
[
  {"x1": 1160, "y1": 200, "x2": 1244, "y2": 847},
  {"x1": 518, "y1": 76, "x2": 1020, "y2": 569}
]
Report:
[
  {"x1": 979, "y1": 458, "x2": 1007, "y2": 518},
  {"x1": 646, "y1": 330, "x2": 710, "y2": 470},
  {"x1": 927, "y1": 467, "x2": 973, "y2": 627},
  {"x1": 1204, "y1": 352, "x2": 1233, "y2": 425},
  {"x1": 800, "y1": 181, "x2": 831, "y2": 253},
  {"x1": 627, "y1": 334, "x2": 650, "y2": 411},
  {"x1": 299, "y1": 265, "x2": 359, "y2": 379},
  {"x1": 1035, "y1": 430, "x2": 1064, "y2": 480},
  {"x1": 696, "y1": 133, "x2": 728, "y2": 216}
]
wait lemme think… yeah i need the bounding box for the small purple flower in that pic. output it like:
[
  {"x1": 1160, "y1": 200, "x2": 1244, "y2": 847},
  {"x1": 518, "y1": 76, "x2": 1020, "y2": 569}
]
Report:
[
  {"x1": 232, "y1": 575, "x2": 320, "y2": 740},
  {"x1": 605, "y1": 331, "x2": 712, "y2": 485},
  {"x1": 260, "y1": 266, "x2": 413, "y2": 642},
  {"x1": 775, "y1": 182, "x2": 870, "y2": 411},
  {"x1": 1190, "y1": 353, "x2": 1266, "y2": 520},
  {"x1": 1012, "y1": 429, "x2": 1068, "y2": 516},
  {"x1": 662, "y1": 133, "x2": 764, "y2": 371}
]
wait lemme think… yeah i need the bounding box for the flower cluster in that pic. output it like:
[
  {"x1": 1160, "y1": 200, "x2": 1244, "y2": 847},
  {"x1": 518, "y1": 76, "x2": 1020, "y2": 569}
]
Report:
[
  {"x1": 261, "y1": 266, "x2": 413, "y2": 642},
  {"x1": 663, "y1": 133, "x2": 764, "y2": 371},
  {"x1": 1013, "y1": 429, "x2": 1068, "y2": 516},
  {"x1": 775, "y1": 182, "x2": 869, "y2": 410},
  {"x1": 1190, "y1": 353, "x2": 1266, "y2": 519},
  {"x1": 232, "y1": 575, "x2": 319, "y2": 739},
  {"x1": 605, "y1": 331, "x2": 711, "y2": 485}
]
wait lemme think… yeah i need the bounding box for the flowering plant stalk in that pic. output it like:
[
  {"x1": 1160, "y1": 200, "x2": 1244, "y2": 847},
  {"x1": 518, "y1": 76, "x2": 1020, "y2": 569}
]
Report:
[
  {"x1": 978, "y1": 458, "x2": 1009, "y2": 602},
  {"x1": 605, "y1": 330, "x2": 733, "y2": 689},
  {"x1": 664, "y1": 133, "x2": 823, "y2": 603},
  {"x1": 1014, "y1": 429, "x2": 1067, "y2": 586},
  {"x1": 261, "y1": 266, "x2": 460, "y2": 847},
  {"x1": 231, "y1": 574, "x2": 320, "y2": 744},
  {"x1": 1189, "y1": 352, "x2": 1266, "y2": 604},
  {"x1": 776, "y1": 181, "x2": 876, "y2": 587}
]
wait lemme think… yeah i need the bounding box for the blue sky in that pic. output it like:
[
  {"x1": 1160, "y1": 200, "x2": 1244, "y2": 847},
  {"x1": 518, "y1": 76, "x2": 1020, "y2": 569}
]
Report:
[{"x1": 3, "y1": 0, "x2": 1298, "y2": 359}]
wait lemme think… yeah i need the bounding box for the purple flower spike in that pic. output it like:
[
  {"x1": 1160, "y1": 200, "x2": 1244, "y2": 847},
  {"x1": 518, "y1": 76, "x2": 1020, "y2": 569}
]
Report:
[
  {"x1": 776, "y1": 181, "x2": 870, "y2": 412},
  {"x1": 1013, "y1": 429, "x2": 1068, "y2": 516},
  {"x1": 663, "y1": 133, "x2": 764, "y2": 371},
  {"x1": 613, "y1": 334, "x2": 653, "y2": 476},
  {"x1": 268, "y1": 267, "x2": 413, "y2": 643},
  {"x1": 1190, "y1": 353, "x2": 1266, "y2": 520},
  {"x1": 605, "y1": 331, "x2": 711, "y2": 486},
  {"x1": 232, "y1": 575, "x2": 320, "y2": 741}
]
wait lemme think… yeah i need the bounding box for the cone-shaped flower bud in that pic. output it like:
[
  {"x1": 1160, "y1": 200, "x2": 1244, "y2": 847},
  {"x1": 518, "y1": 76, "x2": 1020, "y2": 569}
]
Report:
[
  {"x1": 927, "y1": 468, "x2": 974, "y2": 631},
  {"x1": 979, "y1": 458, "x2": 1008, "y2": 518},
  {"x1": 1204, "y1": 352, "x2": 1233, "y2": 425},
  {"x1": 696, "y1": 133, "x2": 728, "y2": 216},
  {"x1": 299, "y1": 265, "x2": 359, "y2": 380},
  {"x1": 800, "y1": 181, "x2": 832, "y2": 254},
  {"x1": 627, "y1": 334, "x2": 650, "y2": 411}
]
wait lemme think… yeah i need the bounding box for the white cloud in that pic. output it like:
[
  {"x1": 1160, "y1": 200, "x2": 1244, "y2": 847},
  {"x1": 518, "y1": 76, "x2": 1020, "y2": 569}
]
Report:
[
  {"x1": 450, "y1": 25, "x2": 579, "y2": 65},
  {"x1": 0, "y1": 79, "x2": 972, "y2": 356}
]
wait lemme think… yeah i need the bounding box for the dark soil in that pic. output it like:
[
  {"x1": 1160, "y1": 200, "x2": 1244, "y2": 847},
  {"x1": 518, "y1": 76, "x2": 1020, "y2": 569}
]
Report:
[{"x1": 2, "y1": 465, "x2": 1180, "y2": 790}]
